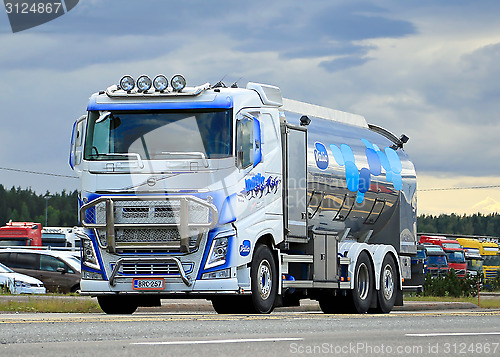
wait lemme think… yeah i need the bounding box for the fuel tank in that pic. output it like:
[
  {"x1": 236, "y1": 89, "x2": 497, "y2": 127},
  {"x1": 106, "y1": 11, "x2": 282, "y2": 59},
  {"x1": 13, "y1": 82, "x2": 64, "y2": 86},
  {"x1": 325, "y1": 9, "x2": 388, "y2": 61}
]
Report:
[{"x1": 283, "y1": 101, "x2": 417, "y2": 254}]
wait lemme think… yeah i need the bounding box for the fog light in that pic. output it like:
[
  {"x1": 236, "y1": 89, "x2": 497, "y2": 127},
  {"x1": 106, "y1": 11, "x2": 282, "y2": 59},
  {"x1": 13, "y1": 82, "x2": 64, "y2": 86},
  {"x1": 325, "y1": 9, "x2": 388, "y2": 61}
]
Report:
[
  {"x1": 171, "y1": 74, "x2": 186, "y2": 92},
  {"x1": 201, "y1": 268, "x2": 231, "y2": 280},
  {"x1": 153, "y1": 74, "x2": 168, "y2": 91},
  {"x1": 119, "y1": 75, "x2": 135, "y2": 91},
  {"x1": 137, "y1": 75, "x2": 152, "y2": 92},
  {"x1": 83, "y1": 271, "x2": 103, "y2": 280}
]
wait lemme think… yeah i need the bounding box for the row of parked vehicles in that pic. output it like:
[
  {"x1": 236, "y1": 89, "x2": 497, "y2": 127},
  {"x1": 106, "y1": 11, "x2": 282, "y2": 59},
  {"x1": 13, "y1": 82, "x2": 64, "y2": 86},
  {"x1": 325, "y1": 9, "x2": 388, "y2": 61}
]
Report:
[
  {"x1": 0, "y1": 221, "x2": 498, "y2": 296},
  {"x1": 0, "y1": 222, "x2": 82, "y2": 294},
  {"x1": 409, "y1": 235, "x2": 500, "y2": 290}
]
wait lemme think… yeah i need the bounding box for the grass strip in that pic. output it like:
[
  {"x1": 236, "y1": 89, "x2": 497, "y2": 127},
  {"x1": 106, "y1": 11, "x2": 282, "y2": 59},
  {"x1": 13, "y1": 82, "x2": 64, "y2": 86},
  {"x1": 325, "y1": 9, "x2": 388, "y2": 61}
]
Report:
[
  {"x1": 405, "y1": 295, "x2": 500, "y2": 309},
  {"x1": 0, "y1": 296, "x2": 102, "y2": 313}
]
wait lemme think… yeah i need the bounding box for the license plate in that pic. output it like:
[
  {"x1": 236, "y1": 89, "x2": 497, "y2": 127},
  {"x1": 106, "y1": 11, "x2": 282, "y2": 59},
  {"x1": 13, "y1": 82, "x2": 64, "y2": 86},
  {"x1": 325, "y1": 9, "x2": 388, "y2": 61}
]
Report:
[{"x1": 132, "y1": 278, "x2": 165, "y2": 290}]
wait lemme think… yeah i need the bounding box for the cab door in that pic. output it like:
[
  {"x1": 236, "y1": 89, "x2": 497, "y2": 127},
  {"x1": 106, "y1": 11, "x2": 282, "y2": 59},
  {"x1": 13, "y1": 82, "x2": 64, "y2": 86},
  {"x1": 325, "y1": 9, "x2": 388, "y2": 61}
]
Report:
[{"x1": 282, "y1": 124, "x2": 307, "y2": 241}]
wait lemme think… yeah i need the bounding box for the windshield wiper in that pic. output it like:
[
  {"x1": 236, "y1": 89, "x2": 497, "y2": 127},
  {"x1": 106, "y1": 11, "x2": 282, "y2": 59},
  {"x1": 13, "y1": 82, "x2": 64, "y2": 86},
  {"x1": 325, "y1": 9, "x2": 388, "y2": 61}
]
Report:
[
  {"x1": 90, "y1": 152, "x2": 144, "y2": 169},
  {"x1": 160, "y1": 151, "x2": 209, "y2": 168}
]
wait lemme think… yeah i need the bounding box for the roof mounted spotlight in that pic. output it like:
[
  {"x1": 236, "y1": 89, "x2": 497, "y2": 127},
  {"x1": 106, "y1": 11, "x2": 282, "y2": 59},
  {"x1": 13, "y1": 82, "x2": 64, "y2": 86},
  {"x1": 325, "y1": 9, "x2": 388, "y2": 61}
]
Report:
[
  {"x1": 171, "y1": 74, "x2": 186, "y2": 92},
  {"x1": 119, "y1": 75, "x2": 135, "y2": 91},
  {"x1": 153, "y1": 75, "x2": 168, "y2": 92},
  {"x1": 137, "y1": 75, "x2": 152, "y2": 92},
  {"x1": 300, "y1": 115, "x2": 311, "y2": 126}
]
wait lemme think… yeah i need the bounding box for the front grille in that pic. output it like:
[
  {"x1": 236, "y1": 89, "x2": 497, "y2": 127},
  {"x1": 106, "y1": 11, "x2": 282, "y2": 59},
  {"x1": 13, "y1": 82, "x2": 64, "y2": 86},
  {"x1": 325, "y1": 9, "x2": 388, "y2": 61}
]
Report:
[
  {"x1": 455, "y1": 269, "x2": 466, "y2": 276},
  {"x1": 81, "y1": 196, "x2": 217, "y2": 253},
  {"x1": 485, "y1": 270, "x2": 498, "y2": 280},
  {"x1": 96, "y1": 228, "x2": 200, "y2": 249},
  {"x1": 117, "y1": 262, "x2": 193, "y2": 276},
  {"x1": 93, "y1": 199, "x2": 210, "y2": 225}
]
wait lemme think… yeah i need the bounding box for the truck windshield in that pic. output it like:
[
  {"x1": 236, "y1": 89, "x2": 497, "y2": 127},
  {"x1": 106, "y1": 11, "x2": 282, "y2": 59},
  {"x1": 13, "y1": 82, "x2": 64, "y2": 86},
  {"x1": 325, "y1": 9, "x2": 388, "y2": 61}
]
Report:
[
  {"x1": 483, "y1": 255, "x2": 500, "y2": 266},
  {"x1": 84, "y1": 109, "x2": 233, "y2": 160},
  {"x1": 446, "y1": 251, "x2": 465, "y2": 264},
  {"x1": 427, "y1": 255, "x2": 447, "y2": 266},
  {"x1": 0, "y1": 239, "x2": 28, "y2": 246},
  {"x1": 467, "y1": 259, "x2": 483, "y2": 272}
]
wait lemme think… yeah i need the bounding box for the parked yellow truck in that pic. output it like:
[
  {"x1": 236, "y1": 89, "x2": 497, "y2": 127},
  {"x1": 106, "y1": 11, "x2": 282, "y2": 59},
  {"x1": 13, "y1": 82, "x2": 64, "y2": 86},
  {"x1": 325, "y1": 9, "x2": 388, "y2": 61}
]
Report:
[{"x1": 457, "y1": 238, "x2": 499, "y2": 280}]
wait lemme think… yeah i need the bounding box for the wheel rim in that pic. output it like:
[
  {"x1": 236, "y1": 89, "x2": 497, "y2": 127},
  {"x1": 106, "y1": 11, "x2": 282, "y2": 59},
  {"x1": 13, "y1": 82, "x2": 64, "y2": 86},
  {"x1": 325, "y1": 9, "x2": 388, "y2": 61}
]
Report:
[
  {"x1": 382, "y1": 264, "x2": 394, "y2": 301},
  {"x1": 357, "y1": 262, "x2": 369, "y2": 300},
  {"x1": 258, "y1": 259, "x2": 272, "y2": 300}
]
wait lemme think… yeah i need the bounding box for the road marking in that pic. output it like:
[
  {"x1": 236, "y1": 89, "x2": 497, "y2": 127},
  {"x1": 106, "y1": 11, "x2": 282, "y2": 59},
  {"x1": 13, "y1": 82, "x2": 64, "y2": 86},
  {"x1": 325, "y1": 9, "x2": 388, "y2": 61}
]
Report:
[
  {"x1": 0, "y1": 310, "x2": 499, "y2": 324},
  {"x1": 406, "y1": 332, "x2": 500, "y2": 337},
  {"x1": 131, "y1": 337, "x2": 304, "y2": 346}
]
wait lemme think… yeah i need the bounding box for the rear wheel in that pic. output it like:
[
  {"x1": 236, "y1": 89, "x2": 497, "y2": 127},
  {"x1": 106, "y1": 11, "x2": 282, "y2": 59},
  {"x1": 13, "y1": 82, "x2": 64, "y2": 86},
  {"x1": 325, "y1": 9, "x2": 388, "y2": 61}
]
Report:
[
  {"x1": 97, "y1": 295, "x2": 138, "y2": 314},
  {"x1": 250, "y1": 244, "x2": 277, "y2": 314},
  {"x1": 348, "y1": 251, "x2": 373, "y2": 314},
  {"x1": 373, "y1": 254, "x2": 397, "y2": 313}
]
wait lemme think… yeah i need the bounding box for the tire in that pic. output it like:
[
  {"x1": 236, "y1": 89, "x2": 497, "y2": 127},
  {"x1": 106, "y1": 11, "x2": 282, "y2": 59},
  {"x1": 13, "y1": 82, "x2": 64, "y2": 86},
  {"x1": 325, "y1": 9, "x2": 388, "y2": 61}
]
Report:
[
  {"x1": 373, "y1": 254, "x2": 397, "y2": 313},
  {"x1": 348, "y1": 251, "x2": 374, "y2": 314},
  {"x1": 250, "y1": 244, "x2": 277, "y2": 314},
  {"x1": 97, "y1": 295, "x2": 138, "y2": 314}
]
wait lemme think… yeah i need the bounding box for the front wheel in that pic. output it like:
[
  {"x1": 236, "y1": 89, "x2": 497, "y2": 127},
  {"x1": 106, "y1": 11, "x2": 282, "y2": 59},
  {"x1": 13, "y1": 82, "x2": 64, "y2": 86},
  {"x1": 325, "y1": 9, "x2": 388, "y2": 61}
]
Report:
[
  {"x1": 250, "y1": 244, "x2": 278, "y2": 314},
  {"x1": 97, "y1": 295, "x2": 138, "y2": 314}
]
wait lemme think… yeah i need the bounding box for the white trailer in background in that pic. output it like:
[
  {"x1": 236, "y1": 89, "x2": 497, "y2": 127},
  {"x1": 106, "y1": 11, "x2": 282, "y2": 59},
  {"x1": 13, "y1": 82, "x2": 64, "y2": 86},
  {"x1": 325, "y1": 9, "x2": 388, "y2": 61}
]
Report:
[{"x1": 70, "y1": 74, "x2": 417, "y2": 314}]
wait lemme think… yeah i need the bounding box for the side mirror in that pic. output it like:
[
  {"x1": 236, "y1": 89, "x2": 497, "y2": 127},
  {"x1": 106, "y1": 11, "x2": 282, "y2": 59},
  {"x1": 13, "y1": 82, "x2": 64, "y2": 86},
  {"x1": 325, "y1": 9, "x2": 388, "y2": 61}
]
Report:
[
  {"x1": 237, "y1": 151, "x2": 244, "y2": 169},
  {"x1": 57, "y1": 267, "x2": 66, "y2": 274}
]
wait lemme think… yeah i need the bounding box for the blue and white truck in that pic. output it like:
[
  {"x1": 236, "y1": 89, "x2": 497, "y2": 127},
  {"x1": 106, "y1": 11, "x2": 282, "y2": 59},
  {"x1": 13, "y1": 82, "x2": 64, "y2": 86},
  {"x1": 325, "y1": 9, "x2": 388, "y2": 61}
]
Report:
[{"x1": 70, "y1": 74, "x2": 417, "y2": 314}]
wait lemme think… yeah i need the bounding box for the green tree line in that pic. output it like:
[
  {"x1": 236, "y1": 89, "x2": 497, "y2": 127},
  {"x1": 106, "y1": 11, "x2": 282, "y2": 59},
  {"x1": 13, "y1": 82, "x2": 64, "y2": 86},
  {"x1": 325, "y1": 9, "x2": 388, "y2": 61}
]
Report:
[
  {"x1": 1, "y1": 183, "x2": 499, "y2": 235},
  {"x1": 0, "y1": 185, "x2": 78, "y2": 227},
  {"x1": 418, "y1": 213, "x2": 500, "y2": 237}
]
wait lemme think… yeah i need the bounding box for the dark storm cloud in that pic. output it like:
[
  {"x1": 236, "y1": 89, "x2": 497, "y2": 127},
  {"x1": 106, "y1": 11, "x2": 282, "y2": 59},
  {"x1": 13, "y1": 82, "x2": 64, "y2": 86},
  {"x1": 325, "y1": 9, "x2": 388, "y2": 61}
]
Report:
[{"x1": 0, "y1": 1, "x2": 415, "y2": 71}]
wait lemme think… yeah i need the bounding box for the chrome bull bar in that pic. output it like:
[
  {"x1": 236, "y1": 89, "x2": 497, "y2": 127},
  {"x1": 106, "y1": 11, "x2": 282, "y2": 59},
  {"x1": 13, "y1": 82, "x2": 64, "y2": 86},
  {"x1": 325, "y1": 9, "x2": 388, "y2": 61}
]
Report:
[
  {"x1": 79, "y1": 195, "x2": 218, "y2": 253},
  {"x1": 109, "y1": 256, "x2": 191, "y2": 287}
]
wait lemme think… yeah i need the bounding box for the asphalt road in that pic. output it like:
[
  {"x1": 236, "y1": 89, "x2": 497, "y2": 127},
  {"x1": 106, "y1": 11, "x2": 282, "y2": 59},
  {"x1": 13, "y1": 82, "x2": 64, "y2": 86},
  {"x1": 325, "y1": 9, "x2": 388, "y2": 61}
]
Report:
[{"x1": 0, "y1": 310, "x2": 499, "y2": 356}]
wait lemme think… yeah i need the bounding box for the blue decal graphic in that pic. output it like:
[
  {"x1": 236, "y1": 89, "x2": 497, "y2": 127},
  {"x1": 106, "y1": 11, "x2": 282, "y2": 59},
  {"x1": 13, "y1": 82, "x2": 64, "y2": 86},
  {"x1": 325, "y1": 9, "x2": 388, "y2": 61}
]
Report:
[
  {"x1": 329, "y1": 139, "x2": 403, "y2": 202},
  {"x1": 243, "y1": 173, "x2": 281, "y2": 200},
  {"x1": 239, "y1": 240, "x2": 251, "y2": 256},
  {"x1": 314, "y1": 142, "x2": 329, "y2": 170},
  {"x1": 329, "y1": 144, "x2": 344, "y2": 166}
]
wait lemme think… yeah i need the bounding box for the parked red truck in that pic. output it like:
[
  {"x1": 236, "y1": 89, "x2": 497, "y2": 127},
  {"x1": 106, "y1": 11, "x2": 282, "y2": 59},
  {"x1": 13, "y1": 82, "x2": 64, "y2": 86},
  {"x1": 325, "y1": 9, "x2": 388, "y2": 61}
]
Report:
[
  {"x1": 0, "y1": 221, "x2": 42, "y2": 247},
  {"x1": 419, "y1": 235, "x2": 467, "y2": 277}
]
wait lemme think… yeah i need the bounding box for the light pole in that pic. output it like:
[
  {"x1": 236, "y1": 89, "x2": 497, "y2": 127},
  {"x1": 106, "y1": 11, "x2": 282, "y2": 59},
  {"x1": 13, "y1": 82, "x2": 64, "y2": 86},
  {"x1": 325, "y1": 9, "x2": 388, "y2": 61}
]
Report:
[{"x1": 44, "y1": 194, "x2": 52, "y2": 227}]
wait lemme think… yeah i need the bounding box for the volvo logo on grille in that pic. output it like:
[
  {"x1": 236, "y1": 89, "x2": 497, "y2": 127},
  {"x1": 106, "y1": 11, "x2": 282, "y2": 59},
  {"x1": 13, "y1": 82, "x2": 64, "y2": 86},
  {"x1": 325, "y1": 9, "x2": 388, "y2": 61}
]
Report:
[{"x1": 147, "y1": 177, "x2": 157, "y2": 186}]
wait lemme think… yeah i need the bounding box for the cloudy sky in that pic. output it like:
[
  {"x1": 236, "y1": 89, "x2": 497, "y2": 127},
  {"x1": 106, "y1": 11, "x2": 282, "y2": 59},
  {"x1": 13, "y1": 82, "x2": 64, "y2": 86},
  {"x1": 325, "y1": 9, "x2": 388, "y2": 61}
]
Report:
[{"x1": 1, "y1": 0, "x2": 499, "y2": 215}]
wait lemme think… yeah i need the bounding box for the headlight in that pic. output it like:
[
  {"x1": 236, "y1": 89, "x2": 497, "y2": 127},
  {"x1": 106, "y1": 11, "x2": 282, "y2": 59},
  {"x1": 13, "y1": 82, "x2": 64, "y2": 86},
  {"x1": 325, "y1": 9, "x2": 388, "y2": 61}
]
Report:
[
  {"x1": 137, "y1": 75, "x2": 152, "y2": 92},
  {"x1": 119, "y1": 75, "x2": 135, "y2": 91},
  {"x1": 82, "y1": 238, "x2": 100, "y2": 270},
  {"x1": 205, "y1": 236, "x2": 229, "y2": 269},
  {"x1": 153, "y1": 75, "x2": 169, "y2": 91},
  {"x1": 171, "y1": 74, "x2": 186, "y2": 92},
  {"x1": 14, "y1": 280, "x2": 28, "y2": 288}
]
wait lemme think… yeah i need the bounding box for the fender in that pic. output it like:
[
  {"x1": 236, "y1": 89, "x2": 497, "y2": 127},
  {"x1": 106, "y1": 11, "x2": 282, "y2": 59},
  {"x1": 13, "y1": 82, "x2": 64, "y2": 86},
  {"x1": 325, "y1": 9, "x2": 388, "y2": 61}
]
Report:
[{"x1": 339, "y1": 241, "x2": 402, "y2": 292}]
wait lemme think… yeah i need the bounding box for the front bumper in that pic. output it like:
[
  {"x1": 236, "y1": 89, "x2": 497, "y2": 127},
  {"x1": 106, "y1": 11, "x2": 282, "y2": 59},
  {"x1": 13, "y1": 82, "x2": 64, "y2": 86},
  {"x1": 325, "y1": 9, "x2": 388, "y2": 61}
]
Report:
[{"x1": 81, "y1": 277, "x2": 240, "y2": 295}]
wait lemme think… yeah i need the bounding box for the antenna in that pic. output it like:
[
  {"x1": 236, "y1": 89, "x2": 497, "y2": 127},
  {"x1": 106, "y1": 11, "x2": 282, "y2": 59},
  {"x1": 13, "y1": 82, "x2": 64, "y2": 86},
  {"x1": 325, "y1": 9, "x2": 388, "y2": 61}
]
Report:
[
  {"x1": 212, "y1": 75, "x2": 227, "y2": 89},
  {"x1": 231, "y1": 77, "x2": 243, "y2": 88}
]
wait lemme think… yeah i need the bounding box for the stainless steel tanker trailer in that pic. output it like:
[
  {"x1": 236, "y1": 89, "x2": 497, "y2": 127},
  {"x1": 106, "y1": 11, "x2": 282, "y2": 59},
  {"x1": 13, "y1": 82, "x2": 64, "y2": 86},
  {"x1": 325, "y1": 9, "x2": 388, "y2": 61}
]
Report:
[{"x1": 70, "y1": 74, "x2": 418, "y2": 314}]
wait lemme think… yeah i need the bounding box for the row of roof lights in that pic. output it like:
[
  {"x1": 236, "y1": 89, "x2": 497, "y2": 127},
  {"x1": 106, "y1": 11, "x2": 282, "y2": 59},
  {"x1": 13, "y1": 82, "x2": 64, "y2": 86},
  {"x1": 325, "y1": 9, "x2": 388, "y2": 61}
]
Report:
[{"x1": 119, "y1": 74, "x2": 187, "y2": 93}]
